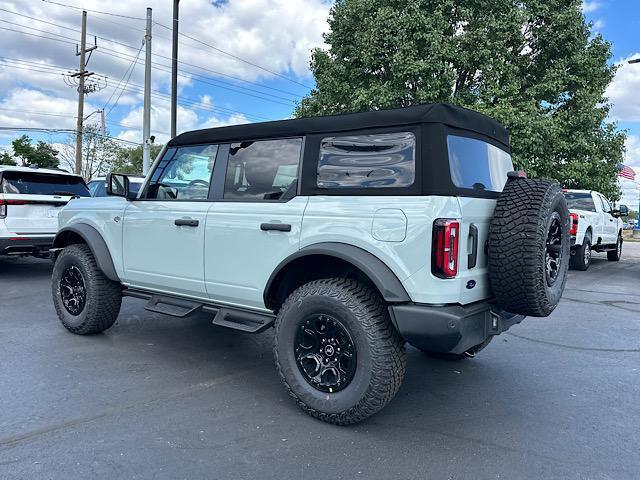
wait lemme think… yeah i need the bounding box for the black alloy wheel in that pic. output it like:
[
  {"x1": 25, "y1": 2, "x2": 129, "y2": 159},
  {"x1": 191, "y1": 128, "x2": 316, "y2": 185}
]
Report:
[
  {"x1": 545, "y1": 212, "x2": 563, "y2": 286},
  {"x1": 60, "y1": 265, "x2": 87, "y2": 316},
  {"x1": 294, "y1": 314, "x2": 357, "y2": 393}
]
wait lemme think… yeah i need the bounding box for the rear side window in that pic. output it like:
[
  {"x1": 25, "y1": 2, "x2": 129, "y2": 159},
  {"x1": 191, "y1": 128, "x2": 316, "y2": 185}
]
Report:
[
  {"x1": 224, "y1": 138, "x2": 302, "y2": 200},
  {"x1": 564, "y1": 192, "x2": 596, "y2": 212},
  {"x1": 317, "y1": 132, "x2": 415, "y2": 189},
  {"x1": 447, "y1": 135, "x2": 513, "y2": 193},
  {"x1": 0, "y1": 171, "x2": 90, "y2": 196}
]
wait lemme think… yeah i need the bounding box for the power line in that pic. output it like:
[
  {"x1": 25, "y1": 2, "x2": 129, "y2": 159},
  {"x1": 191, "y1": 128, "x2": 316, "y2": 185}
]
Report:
[
  {"x1": 0, "y1": 126, "x2": 142, "y2": 145},
  {"x1": 0, "y1": 9, "x2": 303, "y2": 99},
  {"x1": 103, "y1": 41, "x2": 144, "y2": 116},
  {"x1": 2, "y1": 61, "x2": 270, "y2": 122},
  {"x1": 40, "y1": 0, "x2": 146, "y2": 21},
  {"x1": 154, "y1": 21, "x2": 313, "y2": 90},
  {"x1": 0, "y1": 23, "x2": 298, "y2": 107}
]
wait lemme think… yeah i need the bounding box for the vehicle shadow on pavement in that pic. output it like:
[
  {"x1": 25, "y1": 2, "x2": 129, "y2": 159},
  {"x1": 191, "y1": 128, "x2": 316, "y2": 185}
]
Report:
[{"x1": 0, "y1": 257, "x2": 53, "y2": 279}]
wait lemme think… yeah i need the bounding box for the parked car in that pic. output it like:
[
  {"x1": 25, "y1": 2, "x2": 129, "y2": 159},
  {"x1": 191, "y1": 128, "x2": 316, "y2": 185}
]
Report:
[
  {"x1": 563, "y1": 189, "x2": 627, "y2": 270},
  {"x1": 50, "y1": 104, "x2": 569, "y2": 424},
  {"x1": 88, "y1": 176, "x2": 145, "y2": 197},
  {"x1": 0, "y1": 166, "x2": 90, "y2": 257}
]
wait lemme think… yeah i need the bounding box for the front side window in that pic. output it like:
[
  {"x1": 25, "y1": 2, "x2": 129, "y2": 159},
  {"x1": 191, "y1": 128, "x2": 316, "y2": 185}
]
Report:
[
  {"x1": 145, "y1": 144, "x2": 218, "y2": 200},
  {"x1": 448, "y1": 135, "x2": 513, "y2": 193},
  {"x1": 223, "y1": 138, "x2": 302, "y2": 200},
  {"x1": 318, "y1": 132, "x2": 415, "y2": 189},
  {"x1": 564, "y1": 192, "x2": 596, "y2": 212},
  {"x1": 599, "y1": 195, "x2": 612, "y2": 213},
  {"x1": 1, "y1": 171, "x2": 90, "y2": 196}
]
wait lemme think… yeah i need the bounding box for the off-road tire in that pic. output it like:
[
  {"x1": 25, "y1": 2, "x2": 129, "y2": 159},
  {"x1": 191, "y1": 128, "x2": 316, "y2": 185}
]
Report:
[
  {"x1": 488, "y1": 178, "x2": 570, "y2": 317},
  {"x1": 274, "y1": 278, "x2": 406, "y2": 425},
  {"x1": 570, "y1": 233, "x2": 592, "y2": 271},
  {"x1": 421, "y1": 336, "x2": 493, "y2": 361},
  {"x1": 52, "y1": 244, "x2": 122, "y2": 335},
  {"x1": 607, "y1": 234, "x2": 623, "y2": 261}
]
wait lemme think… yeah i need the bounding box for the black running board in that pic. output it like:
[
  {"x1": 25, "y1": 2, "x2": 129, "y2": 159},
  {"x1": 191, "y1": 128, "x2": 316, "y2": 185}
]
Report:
[
  {"x1": 208, "y1": 307, "x2": 274, "y2": 333},
  {"x1": 124, "y1": 289, "x2": 274, "y2": 333}
]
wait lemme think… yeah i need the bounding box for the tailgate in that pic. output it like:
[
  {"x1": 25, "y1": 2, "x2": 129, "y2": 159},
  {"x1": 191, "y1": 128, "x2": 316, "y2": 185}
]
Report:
[{"x1": 1, "y1": 194, "x2": 68, "y2": 234}]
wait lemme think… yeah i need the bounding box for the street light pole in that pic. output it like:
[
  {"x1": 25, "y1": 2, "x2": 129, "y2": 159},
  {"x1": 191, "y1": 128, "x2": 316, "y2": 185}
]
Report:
[{"x1": 170, "y1": 0, "x2": 179, "y2": 139}]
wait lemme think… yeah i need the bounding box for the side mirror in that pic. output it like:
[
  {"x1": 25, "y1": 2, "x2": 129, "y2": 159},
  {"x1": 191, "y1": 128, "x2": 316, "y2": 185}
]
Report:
[
  {"x1": 106, "y1": 173, "x2": 130, "y2": 198},
  {"x1": 619, "y1": 205, "x2": 629, "y2": 217}
]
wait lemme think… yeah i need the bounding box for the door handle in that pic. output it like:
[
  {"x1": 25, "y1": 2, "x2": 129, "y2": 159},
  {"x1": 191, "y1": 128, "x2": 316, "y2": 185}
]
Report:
[
  {"x1": 468, "y1": 223, "x2": 478, "y2": 269},
  {"x1": 174, "y1": 218, "x2": 199, "y2": 227},
  {"x1": 260, "y1": 223, "x2": 291, "y2": 232}
]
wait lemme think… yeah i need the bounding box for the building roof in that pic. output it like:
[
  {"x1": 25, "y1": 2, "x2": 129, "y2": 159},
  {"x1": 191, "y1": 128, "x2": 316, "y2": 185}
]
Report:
[{"x1": 168, "y1": 103, "x2": 510, "y2": 148}]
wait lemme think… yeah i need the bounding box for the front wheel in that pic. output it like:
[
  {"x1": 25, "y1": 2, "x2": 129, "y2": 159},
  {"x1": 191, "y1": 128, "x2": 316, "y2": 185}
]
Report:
[
  {"x1": 274, "y1": 278, "x2": 406, "y2": 425},
  {"x1": 52, "y1": 244, "x2": 122, "y2": 335},
  {"x1": 607, "y1": 235, "x2": 623, "y2": 261}
]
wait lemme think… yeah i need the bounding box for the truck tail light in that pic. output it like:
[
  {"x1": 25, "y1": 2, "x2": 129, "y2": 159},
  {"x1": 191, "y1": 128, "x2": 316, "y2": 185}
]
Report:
[
  {"x1": 432, "y1": 219, "x2": 459, "y2": 278},
  {"x1": 569, "y1": 213, "x2": 579, "y2": 236},
  {"x1": 0, "y1": 199, "x2": 28, "y2": 218}
]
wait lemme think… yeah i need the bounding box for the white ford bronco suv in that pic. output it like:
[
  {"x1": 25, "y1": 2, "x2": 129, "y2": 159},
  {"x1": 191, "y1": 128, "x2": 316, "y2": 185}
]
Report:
[
  {"x1": 51, "y1": 104, "x2": 570, "y2": 424},
  {"x1": 563, "y1": 189, "x2": 627, "y2": 270},
  {"x1": 0, "y1": 166, "x2": 90, "y2": 257}
]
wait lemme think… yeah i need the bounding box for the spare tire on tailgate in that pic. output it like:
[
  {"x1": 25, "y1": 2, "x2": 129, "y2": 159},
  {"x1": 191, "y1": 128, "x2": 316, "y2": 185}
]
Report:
[{"x1": 488, "y1": 175, "x2": 570, "y2": 317}]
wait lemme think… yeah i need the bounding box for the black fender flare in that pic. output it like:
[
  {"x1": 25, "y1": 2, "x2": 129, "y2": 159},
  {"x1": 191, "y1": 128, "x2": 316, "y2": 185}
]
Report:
[
  {"x1": 53, "y1": 224, "x2": 120, "y2": 282},
  {"x1": 264, "y1": 242, "x2": 411, "y2": 307}
]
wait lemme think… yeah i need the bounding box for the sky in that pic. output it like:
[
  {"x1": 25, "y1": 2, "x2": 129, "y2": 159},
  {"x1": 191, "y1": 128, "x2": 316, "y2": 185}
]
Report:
[{"x1": 0, "y1": 0, "x2": 638, "y2": 206}]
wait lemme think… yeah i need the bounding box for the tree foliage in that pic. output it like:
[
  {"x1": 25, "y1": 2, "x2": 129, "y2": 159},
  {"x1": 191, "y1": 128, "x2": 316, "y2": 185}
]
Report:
[
  {"x1": 5, "y1": 135, "x2": 60, "y2": 168},
  {"x1": 110, "y1": 143, "x2": 164, "y2": 175},
  {"x1": 296, "y1": 0, "x2": 625, "y2": 199}
]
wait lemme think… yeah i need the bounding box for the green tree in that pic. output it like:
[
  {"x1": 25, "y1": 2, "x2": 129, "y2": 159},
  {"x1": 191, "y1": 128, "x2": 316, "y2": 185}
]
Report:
[
  {"x1": 296, "y1": 0, "x2": 625, "y2": 199},
  {"x1": 9, "y1": 135, "x2": 60, "y2": 168},
  {"x1": 0, "y1": 151, "x2": 16, "y2": 165},
  {"x1": 111, "y1": 144, "x2": 164, "y2": 175}
]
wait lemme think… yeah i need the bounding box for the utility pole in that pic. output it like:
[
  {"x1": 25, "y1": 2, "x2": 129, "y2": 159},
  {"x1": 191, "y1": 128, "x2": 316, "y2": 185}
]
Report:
[
  {"x1": 142, "y1": 7, "x2": 152, "y2": 175},
  {"x1": 170, "y1": 0, "x2": 180, "y2": 138},
  {"x1": 71, "y1": 10, "x2": 97, "y2": 176}
]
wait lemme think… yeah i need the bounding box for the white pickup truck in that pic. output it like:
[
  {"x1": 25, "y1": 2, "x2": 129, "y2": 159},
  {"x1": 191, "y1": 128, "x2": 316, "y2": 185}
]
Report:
[{"x1": 563, "y1": 189, "x2": 628, "y2": 270}]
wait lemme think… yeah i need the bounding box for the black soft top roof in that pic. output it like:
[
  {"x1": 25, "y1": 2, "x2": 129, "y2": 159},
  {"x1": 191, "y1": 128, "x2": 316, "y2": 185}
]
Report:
[{"x1": 168, "y1": 103, "x2": 509, "y2": 148}]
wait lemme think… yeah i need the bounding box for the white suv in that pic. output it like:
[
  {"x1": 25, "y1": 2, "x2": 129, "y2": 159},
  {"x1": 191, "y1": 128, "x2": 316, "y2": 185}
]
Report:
[
  {"x1": 0, "y1": 166, "x2": 90, "y2": 257},
  {"x1": 50, "y1": 104, "x2": 570, "y2": 424}
]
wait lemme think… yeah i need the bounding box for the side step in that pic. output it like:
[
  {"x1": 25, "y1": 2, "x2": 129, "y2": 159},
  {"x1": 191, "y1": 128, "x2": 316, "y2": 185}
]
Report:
[
  {"x1": 208, "y1": 307, "x2": 274, "y2": 333},
  {"x1": 144, "y1": 295, "x2": 202, "y2": 317}
]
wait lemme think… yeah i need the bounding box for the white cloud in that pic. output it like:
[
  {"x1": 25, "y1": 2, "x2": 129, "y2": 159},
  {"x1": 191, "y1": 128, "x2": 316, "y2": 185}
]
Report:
[
  {"x1": 624, "y1": 135, "x2": 640, "y2": 168},
  {"x1": 0, "y1": 88, "x2": 99, "y2": 130},
  {"x1": 582, "y1": 1, "x2": 602, "y2": 13},
  {"x1": 606, "y1": 54, "x2": 640, "y2": 122}
]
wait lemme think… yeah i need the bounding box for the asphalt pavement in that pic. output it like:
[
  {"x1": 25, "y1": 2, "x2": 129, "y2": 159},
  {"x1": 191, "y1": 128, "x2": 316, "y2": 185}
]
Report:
[{"x1": 1, "y1": 244, "x2": 639, "y2": 480}]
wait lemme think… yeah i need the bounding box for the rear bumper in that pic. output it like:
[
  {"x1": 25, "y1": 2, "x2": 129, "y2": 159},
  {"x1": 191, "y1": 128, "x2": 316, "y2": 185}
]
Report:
[
  {"x1": 389, "y1": 301, "x2": 525, "y2": 355},
  {"x1": 0, "y1": 235, "x2": 55, "y2": 256}
]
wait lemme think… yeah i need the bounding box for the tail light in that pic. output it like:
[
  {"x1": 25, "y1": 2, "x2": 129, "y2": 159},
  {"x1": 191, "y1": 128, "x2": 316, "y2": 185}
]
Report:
[
  {"x1": 1, "y1": 199, "x2": 27, "y2": 218},
  {"x1": 432, "y1": 219, "x2": 460, "y2": 278},
  {"x1": 569, "y1": 213, "x2": 579, "y2": 236}
]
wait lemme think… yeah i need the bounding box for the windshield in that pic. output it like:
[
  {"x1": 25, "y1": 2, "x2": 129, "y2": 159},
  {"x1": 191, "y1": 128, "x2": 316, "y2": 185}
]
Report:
[
  {"x1": 447, "y1": 135, "x2": 513, "y2": 193},
  {"x1": 1, "y1": 171, "x2": 90, "y2": 196},
  {"x1": 563, "y1": 192, "x2": 596, "y2": 212}
]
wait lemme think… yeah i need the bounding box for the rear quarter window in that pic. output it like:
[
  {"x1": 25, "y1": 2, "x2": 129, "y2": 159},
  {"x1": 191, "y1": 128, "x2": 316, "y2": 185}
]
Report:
[
  {"x1": 317, "y1": 132, "x2": 415, "y2": 189},
  {"x1": 447, "y1": 135, "x2": 513, "y2": 193}
]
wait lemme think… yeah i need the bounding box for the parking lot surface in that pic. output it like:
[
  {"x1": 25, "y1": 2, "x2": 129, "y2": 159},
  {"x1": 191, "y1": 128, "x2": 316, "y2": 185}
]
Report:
[{"x1": 1, "y1": 244, "x2": 639, "y2": 480}]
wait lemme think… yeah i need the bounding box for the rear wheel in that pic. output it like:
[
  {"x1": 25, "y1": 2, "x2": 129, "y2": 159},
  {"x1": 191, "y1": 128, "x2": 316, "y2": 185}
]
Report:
[
  {"x1": 570, "y1": 234, "x2": 592, "y2": 271},
  {"x1": 274, "y1": 278, "x2": 406, "y2": 425},
  {"x1": 52, "y1": 244, "x2": 122, "y2": 335},
  {"x1": 607, "y1": 234, "x2": 623, "y2": 261}
]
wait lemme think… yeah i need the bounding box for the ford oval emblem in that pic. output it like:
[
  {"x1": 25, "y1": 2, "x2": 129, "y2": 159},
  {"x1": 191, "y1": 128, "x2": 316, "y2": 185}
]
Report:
[{"x1": 466, "y1": 280, "x2": 476, "y2": 290}]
